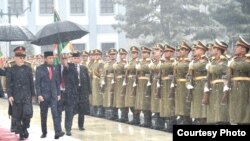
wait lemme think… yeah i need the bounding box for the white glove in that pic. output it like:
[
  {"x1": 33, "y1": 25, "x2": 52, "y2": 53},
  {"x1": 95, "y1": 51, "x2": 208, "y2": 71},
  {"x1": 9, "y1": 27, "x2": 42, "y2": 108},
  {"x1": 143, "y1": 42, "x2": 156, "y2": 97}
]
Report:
[
  {"x1": 170, "y1": 83, "x2": 174, "y2": 88},
  {"x1": 122, "y1": 79, "x2": 126, "y2": 86},
  {"x1": 135, "y1": 64, "x2": 141, "y2": 70},
  {"x1": 157, "y1": 80, "x2": 160, "y2": 88},
  {"x1": 101, "y1": 80, "x2": 105, "y2": 85},
  {"x1": 111, "y1": 79, "x2": 115, "y2": 84},
  {"x1": 147, "y1": 80, "x2": 151, "y2": 86},
  {"x1": 186, "y1": 84, "x2": 194, "y2": 89},
  {"x1": 223, "y1": 85, "x2": 230, "y2": 92},
  {"x1": 204, "y1": 86, "x2": 210, "y2": 92},
  {"x1": 133, "y1": 81, "x2": 137, "y2": 87}
]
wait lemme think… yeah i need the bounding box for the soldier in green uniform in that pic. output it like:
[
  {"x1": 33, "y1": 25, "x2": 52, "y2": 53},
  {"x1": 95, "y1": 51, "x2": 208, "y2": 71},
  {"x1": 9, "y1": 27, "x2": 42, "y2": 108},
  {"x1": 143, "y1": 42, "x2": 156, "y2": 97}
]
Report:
[
  {"x1": 135, "y1": 46, "x2": 152, "y2": 127},
  {"x1": 102, "y1": 48, "x2": 118, "y2": 120},
  {"x1": 114, "y1": 48, "x2": 128, "y2": 122},
  {"x1": 81, "y1": 51, "x2": 89, "y2": 66},
  {"x1": 160, "y1": 44, "x2": 176, "y2": 131},
  {"x1": 202, "y1": 39, "x2": 229, "y2": 124},
  {"x1": 125, "y1": 46, "x2": 140, "y2": 125},
  {"x1": 88, "y1": 50, "x2": 95, "y2": 116},
  {"x1": 91, "y1": 49, "x2": 105, "y2": 117},
  {"x1": 174, "y1": 41, "x2": 192, "y2": 125},
  {"x1": 150, "y1": 44, "x2": 164, "y2": 129},
  {"x1": 226, "y1": 36, "x2": 250, "y2": 124},
  {"x1": 187, "y1": 41, "x2": 208, "y2": 125}
]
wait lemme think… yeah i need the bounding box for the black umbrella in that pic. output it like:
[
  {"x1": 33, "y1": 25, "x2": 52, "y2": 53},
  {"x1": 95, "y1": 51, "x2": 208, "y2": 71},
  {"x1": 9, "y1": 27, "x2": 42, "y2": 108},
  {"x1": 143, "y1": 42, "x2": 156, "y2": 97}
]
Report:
[
  {"x1": 0, "y1": 25, "x2": 35, "y2": 41},
  {"x1": 31, "y1": 20, "x2": 89, "y2": 46}
]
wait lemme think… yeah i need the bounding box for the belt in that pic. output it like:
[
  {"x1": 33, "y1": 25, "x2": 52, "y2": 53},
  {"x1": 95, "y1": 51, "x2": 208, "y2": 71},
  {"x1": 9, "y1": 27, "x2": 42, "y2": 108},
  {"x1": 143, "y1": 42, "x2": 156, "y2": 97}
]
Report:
[
  {"x1": 138, "y1": 76, "x2": 150, "y2": 80},
  {"x1": 161, "y1": 76, "x2": 171, "y2": 80},
  {"x1": 128, "y1": 75, "x2": 136, "y2": 78},
  {"x1": 231, "y1": 77, "x2": 250, "y2": 81},
  {"x1": 177, "y1": 78, "x2": 186, "y2": 82},
  {"x1": 194, "y1": 76, "x2": 206, "y2": 80},
  {"x1": 211, "y1": 79, "x2": 226, "y2": 84},
  {"x1": 107, "y1": 74, "x2": 114, "y2": 77},
  {"x1": 116, "y1": 75, "x2": 123, "y2": 79}
]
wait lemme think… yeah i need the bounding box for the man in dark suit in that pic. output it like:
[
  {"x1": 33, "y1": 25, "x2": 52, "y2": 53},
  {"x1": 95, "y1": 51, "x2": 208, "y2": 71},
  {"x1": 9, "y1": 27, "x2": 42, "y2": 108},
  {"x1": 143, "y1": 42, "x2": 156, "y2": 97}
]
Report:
[
  {"x1": 6, "y1": 52, "x2": 35, "y2": 140},
  {"x1": 72, "y1": 52, "x2": 91, "y2": 131},
  {"x1": 35, "y1": 51, "x2": 65, "y2": 139}
]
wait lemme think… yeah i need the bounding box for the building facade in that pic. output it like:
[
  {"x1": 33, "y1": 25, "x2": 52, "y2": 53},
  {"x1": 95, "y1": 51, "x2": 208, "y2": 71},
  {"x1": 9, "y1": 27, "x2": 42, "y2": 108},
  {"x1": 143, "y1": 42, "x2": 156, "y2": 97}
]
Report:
[{"x1": 0, "y1": 0, "x2": 128, "y2": 56}]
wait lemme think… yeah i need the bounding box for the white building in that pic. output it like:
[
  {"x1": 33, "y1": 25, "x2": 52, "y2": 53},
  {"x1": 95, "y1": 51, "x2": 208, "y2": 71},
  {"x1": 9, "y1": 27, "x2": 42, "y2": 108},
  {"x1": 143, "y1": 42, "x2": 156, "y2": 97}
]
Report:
[{"x1": 0, "y1": 0, "x2": 128, "y2": 57}]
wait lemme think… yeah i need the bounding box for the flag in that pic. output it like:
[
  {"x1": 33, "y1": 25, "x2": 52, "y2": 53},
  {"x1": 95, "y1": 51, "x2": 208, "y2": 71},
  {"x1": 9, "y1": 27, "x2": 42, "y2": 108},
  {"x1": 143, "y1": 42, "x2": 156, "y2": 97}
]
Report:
[{"x1": 53, "y1": 9, "x2": 72, "y2": 65}]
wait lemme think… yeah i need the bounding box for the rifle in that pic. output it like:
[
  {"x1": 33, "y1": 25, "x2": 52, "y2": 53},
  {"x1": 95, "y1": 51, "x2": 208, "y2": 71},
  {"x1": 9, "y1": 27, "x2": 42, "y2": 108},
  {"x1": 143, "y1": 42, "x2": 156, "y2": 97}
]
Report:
[
  {"x1": 186, "y1": 74, "x2": 193, "y2": 102},
  {"x1": 156, "y1": 70, "x2": 161, "y2": 99},
  {"x1": 221, "y1": 68, "x2": 231, "y2": 105},
  {"x1": 168, "y1": 75, "x2": 175, "y2": 100}
]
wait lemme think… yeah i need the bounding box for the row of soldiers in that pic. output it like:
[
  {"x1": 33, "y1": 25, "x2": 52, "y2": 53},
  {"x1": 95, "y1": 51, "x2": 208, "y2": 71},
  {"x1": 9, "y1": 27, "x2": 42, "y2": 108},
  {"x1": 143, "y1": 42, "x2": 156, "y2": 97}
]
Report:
[
  {"x1": 1, "y1": 35, "x2": 249, "y2": 133},
  {"x1": 83, "y1": 36, "x2": 250, "y2": 132}
]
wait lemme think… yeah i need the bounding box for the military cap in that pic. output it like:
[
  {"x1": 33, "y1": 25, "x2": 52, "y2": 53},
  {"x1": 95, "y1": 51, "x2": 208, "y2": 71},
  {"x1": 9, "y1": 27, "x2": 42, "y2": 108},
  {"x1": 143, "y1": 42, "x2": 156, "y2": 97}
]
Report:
[
  {"x1": 236, "y1": 35, "x2": 250, "y2": 49},
  {"x1": 141, "y1": 46, "x2": 151, "y2": 53},
  {"x1": 15, "y1": 52, "x2": 26, "y2": 57},
  {"x1": 44, "y1": 51, "x2": 54, "y2": 58},
  {"x1": 213, "y1": 39, "x2": 228, "y2": 50},
  {"x1": 72, "y1": 52, "x2": 81, "y2": 57},
  {"x1": 82, "y1": 50, "x2": 89, "y2": 56},
  {"x1": 93, "y1": 49, "x2": 102, "y2": 55},
  {"x1": 194, "y1": 41, "x2": 208, "y2": 51},
  {"x1": 164, "y1": 44, "x2": 175, "y2": 52},
  {"x1": 153, "y1": 43, "x2": 164, "y2": 51},
  {"x1": 108, "y1": 48, "x2": 117, "y2": 55},
  {"x1": 89, "y1": 50, "x2": 95, "y2": 55},
  {"x1": 130, "y1": 46, "x2": 139, "y2": 53},
  {"x1": 180, "y1": 41, "x2": 191, "y2": 50},
  {"x1": 206, "y1": 43, "x2": 214, "y2": 49},
  {"x1": 13, "y1": 46, "x2": 26, "y2": 55},
  {"x1": 118, "y1": 48, "x2": 128, "y2": 54}
]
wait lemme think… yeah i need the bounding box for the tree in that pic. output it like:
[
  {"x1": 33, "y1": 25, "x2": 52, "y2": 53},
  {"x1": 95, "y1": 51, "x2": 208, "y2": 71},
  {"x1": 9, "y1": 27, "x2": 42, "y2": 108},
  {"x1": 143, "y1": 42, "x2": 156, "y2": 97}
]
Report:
[{"x1": 113, "y1": 0, "x2": 250, "y2": 46}]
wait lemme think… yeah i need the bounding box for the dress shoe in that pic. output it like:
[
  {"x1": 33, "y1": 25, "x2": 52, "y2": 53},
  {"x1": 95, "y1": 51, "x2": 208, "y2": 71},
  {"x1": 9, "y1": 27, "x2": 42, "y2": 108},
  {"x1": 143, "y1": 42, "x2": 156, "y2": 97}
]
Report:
[
  {"x1": 40, "y1": 133, "x2": 47, "y2": 138},
  {"x1": 54, "y1": 131, "x2": 65, "y2": 139},
  {"x1": 66, "y1": 131, "x2": 72, "y2": 136},
  {"x1": 23, "y1": 129, "x2": 29, "y2": 139},
  {"x1": 79, "y1": 127, "x2": 85, "y2": 131}
]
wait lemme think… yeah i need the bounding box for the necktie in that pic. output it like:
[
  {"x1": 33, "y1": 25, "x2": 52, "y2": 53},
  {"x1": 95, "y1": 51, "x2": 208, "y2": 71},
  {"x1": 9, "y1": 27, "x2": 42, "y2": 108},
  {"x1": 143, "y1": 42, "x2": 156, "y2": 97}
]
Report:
[{"x1": 48, "y1": 66, "x2": 53, "y2": 80}]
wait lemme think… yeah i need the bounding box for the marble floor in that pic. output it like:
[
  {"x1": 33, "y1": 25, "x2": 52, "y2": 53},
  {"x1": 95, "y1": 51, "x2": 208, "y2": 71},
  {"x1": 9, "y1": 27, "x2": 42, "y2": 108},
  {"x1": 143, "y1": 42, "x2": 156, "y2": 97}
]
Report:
[{"x1": 0, "y1": 98, "x2": 172, "y2": 141}]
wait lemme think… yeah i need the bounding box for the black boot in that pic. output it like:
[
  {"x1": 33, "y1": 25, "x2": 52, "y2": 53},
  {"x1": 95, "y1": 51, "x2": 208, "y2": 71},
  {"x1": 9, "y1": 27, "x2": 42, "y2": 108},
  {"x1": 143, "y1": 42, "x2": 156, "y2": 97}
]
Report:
[
  {"x1": 152, "y1": 113, "x2": 164, "y2": 130},
  {"x1": 163, "y1": 117, "x2": 176, "y2": 132},
  {"x1": 119, "y1": 108, "x2": 128, "y2": 122},
  {"x1": 96, "y1": 107, "x2": 105, "y2": 117},
  {"x1": 111, "y1": 108, "x2": 118, "y2": 121},
  {"x1": 141, "y1": 112, "x2": 151, "y2": 128},
  {"x1": 129, "y1": 112, "x2": 140, "y2": 125}
]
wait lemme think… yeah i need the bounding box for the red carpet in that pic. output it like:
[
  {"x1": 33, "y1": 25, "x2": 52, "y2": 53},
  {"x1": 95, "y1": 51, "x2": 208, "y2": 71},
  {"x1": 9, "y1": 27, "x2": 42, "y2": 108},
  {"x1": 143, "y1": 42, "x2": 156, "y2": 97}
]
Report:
[{"x1": 0, "y1": 127, "x2": 19, "y2": 141}]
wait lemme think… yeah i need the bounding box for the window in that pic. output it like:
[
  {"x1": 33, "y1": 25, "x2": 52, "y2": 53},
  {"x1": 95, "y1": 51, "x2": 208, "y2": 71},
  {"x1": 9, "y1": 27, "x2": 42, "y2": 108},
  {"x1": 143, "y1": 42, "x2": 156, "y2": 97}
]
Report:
[
  {"x1": 101, "y1": 43, "x2": 115, "y2": 52},
  {"x1": 8, "y1": 0, "x2": 23, "y2": 15},
  {"x1": 40, "y1": 0, "x2": 54, "y2": 14},
  {"x1": 100, "y1": 0, "x2": 114, "y2": 14},
  {"x1": 73, "y1": 44, "x2": 86, "y2": 51},
  {"x1": 70, "y1": 0, "x2": 85, "y2": 14}
]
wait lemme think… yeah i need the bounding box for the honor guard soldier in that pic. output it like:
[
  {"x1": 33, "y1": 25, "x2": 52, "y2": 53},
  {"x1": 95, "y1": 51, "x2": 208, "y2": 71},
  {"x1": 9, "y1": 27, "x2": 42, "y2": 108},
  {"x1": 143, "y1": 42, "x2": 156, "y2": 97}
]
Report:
[
  {"x1": 135, "y1": 46, "x2": 152, "y2": 127},
  {"x1": 202, "y1": 39, "x2": 229, "y2": 124},
  {"x1": 102, "y1": 48, "x2": 118, "y2": 120},
  {"x1": 88, "y1": 50, "x2": 95, "y2": 116},
  {"x1": 226, "y1": 36, "x2": 250, "y2": 124},
  {"x1": 174, "y1": 41, "x2": 192, "y2": 125},
  {"x1": 187, "y1": 41, "x2": 208, "y2": 125},
  {"x1": 125, "y1": 46, "x2": 140, "y2": 125},
  {"x1": 8, "y1": 46, "x2": 31, "y2": 133},
  {"x1": 6, "y1": 51, "x2": 35, "y2": 140},
  {"x1": 81, "y1": 51, "x2": 89, "y2": 66},
  {"x1": 160, "y1": 44, "x2": 176, "y2": 131},
  {"x1": 114, "y1": 48, "x2": 129, "y2": 122},
  {"x1": 150, "y1": 44, "x2": 165, "y2": 129},
  {"x1": 92, "y1": 49, "x2": 105, "y2": 117}
]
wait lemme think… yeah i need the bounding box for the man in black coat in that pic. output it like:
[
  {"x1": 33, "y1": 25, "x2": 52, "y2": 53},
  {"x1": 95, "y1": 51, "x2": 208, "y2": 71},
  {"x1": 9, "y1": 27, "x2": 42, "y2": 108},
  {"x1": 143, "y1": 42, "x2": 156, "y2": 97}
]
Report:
[
  {"x1": 72, "y1": 52, "x2": 91, "y2": 131},
  {"x1": 6, "y1": 52, "x2": 35, "y2": 140},
  {"x1": 35, "y1": 51, "x2": 64, "y2": 139}
]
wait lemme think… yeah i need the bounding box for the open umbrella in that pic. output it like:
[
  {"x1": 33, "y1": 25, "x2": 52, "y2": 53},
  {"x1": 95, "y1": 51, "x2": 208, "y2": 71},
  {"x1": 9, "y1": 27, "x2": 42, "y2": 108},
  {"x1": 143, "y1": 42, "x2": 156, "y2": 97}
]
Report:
[
  {"x1": 0, "y1": 25, "x2": 35, "y2": 41},
  {"x1": 31, "y1": 20, "x2": 89, "y2": 46}
]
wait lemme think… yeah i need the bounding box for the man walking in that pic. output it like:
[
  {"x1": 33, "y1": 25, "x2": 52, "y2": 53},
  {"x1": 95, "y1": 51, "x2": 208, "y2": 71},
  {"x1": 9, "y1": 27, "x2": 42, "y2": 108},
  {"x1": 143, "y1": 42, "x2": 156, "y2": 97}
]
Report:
[{"x1": 35, "y1": 51, "x2": 64, "y2": 139}]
